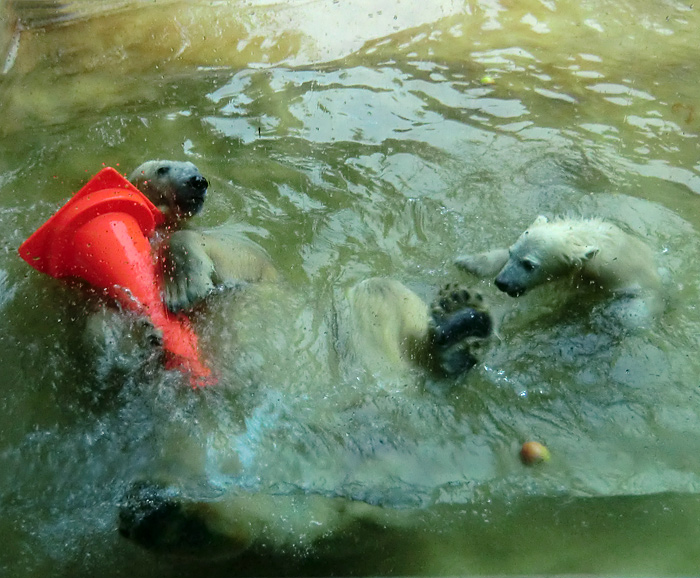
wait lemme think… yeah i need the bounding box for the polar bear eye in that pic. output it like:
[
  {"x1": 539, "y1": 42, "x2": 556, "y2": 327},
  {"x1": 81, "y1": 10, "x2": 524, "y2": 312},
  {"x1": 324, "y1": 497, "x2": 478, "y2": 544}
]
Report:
[
  {"x1": 156, "y1": 166, "x2": 170, "y2": 177},
  {"x1": 521, "y1": 259, "x2": 536, "y2": 271}
]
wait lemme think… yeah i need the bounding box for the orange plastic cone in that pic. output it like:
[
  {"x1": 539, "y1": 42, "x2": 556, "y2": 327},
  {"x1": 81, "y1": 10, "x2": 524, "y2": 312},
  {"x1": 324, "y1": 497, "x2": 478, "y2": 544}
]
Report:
[{"x1": 19, "y1": 167, "x2": 215, "y2": 387}]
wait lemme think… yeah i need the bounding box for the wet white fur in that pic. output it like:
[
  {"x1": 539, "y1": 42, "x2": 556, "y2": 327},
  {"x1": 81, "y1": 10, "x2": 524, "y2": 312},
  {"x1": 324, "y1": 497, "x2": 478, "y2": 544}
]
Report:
[{"x1": 456, "y1": 215, "x2": 664, "y2": 328}]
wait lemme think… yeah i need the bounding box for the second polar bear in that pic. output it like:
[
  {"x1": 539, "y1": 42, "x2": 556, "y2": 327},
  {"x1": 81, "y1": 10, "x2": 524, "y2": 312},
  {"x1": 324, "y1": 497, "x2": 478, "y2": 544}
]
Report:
[{"x1": 455, "y1": 215, "x2": 665, "y2": 328}]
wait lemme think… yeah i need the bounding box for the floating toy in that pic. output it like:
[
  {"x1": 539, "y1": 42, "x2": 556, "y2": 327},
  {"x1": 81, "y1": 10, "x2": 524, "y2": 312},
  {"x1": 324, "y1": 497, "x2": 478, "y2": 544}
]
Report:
[
  {"x1": 18, "y1": 167, "x2": 215, "y2": 387},
  {"x1": 520, "y1": 441, "x2": 551, "y2": 465}
]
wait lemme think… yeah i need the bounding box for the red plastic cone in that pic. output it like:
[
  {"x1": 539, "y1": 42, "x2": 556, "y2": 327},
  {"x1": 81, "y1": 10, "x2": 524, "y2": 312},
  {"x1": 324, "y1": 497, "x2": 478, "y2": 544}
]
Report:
[{"x1": 19, "y1": 167, "x2": 215, "y2": 387}]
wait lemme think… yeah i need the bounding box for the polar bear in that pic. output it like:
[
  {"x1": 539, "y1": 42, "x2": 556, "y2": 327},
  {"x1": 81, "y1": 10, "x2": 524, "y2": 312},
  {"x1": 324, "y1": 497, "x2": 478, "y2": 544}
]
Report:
[
  {"x1": 116, "y1": 279, "x2": 492, "y2": 558},
  {"x1": 115, "y1": 161, "x2": 494, "y2": 558},
  {"x1": 83, "y1": 160, "x2": 279, "y2": 377},
  {"x1": 129, "y1": 160, "x2": 278, "y2": 312},
  {"x1": 455, "y1": 215, "x2": 664, "y2": 328},
  {"x1": 118, "y1": 479, "x2": 420, "y2": 560}
]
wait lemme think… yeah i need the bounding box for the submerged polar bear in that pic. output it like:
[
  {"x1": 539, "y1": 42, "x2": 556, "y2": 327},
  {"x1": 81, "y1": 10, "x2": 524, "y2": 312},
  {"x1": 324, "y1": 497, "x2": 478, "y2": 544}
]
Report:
[
  {"x1": 455, "y1": 215, "x2": 665, "y2": 329},
  {"x1": 116, "y1": 160, "x2": 493, "y2": 557}
]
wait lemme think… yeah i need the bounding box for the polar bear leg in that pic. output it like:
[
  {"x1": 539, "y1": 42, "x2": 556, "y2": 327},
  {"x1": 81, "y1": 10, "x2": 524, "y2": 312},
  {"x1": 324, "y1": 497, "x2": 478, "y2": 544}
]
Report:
[
  {"x1": 343, "y1": 279, "x2": 491, "y2": 376},
  {"x1": 162, "y1": 230, "x2": 218, "y2": 312},
  {"x1": 162, "y1": 227, "x2": 277, "y2": 312},
  {"x1": 82, "y1": 307, "x2": 164, "y2": 382},
  {"x1": 454, "y1": 248, "x2": 509, "y2": 277},
  {"x1": 344, "y1": 278, "x2": 432, "y2": 370}
]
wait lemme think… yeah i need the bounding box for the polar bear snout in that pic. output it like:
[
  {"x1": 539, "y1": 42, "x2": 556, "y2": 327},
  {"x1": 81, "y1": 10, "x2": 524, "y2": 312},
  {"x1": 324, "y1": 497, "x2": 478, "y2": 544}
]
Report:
[
  {"x1": 176, "y1": 174, "x2": 208, "y2": 216},
  {"x1": 187, "y1": 174, "x2": 208, "y2": 193},
  {"x1": 495, "y1": 275, "x2": 526, "y2": 297}
]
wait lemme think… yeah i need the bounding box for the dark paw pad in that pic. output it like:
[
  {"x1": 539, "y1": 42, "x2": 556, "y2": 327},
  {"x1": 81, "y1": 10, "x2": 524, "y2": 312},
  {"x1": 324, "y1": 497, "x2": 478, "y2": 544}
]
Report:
[
  {"x1": 430, "y1": 284, "x2": 491, "y2": 346},
  {"x1": 431, "y1": 307, "x2": 492, "y2": 347},
  {"x1": 428, "y1": 284, "x2": 492, "y2": 376},
  {"x1": 432, "y1": 283, "x2": 484, "y2": 319}
]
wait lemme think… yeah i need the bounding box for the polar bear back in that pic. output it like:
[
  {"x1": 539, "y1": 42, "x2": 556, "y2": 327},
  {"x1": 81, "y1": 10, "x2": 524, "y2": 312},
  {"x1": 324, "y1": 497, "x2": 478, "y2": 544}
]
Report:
[{"x1": 341, "y1": 278, "x2": 431, "y2": 372}]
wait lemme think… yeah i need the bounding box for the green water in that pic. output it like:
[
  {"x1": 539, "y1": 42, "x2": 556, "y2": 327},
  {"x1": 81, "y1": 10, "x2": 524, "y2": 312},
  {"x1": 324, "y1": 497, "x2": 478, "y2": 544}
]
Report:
[{"x1": 1, "y1": 0, "x2": 700, "y2": 575}]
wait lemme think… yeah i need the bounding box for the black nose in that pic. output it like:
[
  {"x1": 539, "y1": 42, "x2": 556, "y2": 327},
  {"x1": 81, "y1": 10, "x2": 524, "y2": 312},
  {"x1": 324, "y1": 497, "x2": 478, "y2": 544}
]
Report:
[
  {"x1": 188, "y1": 175, "x2": 208, "y2": 192},
  {"x1": 495, "y1": 277, "x2": 525, "y2": 298}
]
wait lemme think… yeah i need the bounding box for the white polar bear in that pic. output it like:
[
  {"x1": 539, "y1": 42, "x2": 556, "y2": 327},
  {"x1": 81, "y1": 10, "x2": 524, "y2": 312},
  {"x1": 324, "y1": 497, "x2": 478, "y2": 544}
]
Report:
[
  {"x1": 455, "y1": 215, "x2": 665, "y2": 329},
  {"x1": 129, "y1": 160, "x2": 278, "y2": 312},
  {"x1": 84, "y1": 160, "x2": 279, "y2": 375},
  {"x1": 114, "y1": 161, "x2": 494, "y2": 558},
  {"x1": 116, "y1": 279, "x2": 493, "y2": 559}
]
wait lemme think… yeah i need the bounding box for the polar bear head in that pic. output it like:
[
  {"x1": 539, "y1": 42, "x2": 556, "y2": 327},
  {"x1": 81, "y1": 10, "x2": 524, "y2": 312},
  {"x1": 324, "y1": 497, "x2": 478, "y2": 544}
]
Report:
[
  {"x1": 495, "y1": 215, "x2": 599, "y2": 297},
  {"x1": 129, "y1": 160, "x2": 208, "y2": 225}
]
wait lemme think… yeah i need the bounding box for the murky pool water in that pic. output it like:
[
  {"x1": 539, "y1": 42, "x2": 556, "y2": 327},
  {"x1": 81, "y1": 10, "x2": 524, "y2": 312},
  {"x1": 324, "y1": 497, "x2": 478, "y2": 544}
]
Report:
[{"x1": 1, "y1": 0, "x2": 700, "y2": 576}]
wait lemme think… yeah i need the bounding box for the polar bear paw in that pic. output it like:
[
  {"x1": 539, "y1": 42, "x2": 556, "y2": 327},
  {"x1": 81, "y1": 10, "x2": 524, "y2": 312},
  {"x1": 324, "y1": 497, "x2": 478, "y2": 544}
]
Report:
[
  {"x1": 118, "y1": 481, "x2": 248, "y2": 558},
  {"x1": 432, "y1": 284, "x2": 486, "y2": 317},
  {"x1": 455, "y1": 248, "x2": 509, "y2": 277},
  {"x1": 428, "y1": 284, "x2": 492, "y2": 376},
  {"x1": 162, "y1": 230, "x2": 218, "y2": 312},
  {"x1": 119, "y1": 481, "x2": 199, "y2": 552}
]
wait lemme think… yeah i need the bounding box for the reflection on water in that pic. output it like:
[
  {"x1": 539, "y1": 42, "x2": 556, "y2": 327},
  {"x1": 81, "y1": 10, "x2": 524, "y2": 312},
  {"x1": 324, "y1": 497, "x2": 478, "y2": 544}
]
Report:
[{"x1": 1, "y1": 0, "x2": 700, "y2": 575}]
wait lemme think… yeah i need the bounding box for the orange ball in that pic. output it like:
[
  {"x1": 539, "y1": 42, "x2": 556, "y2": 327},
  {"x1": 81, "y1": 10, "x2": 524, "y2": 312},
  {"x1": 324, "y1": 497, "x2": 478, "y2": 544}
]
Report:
[{"x1": 520, "y1": 441, "x2": 551, "y2": 465}]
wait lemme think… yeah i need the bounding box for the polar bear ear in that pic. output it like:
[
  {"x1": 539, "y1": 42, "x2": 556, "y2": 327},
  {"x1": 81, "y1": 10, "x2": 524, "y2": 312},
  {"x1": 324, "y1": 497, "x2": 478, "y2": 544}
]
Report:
[
  {"x1": 532, "y1": 215, "x2": 549, "y2": 226},
  {"x1": 582, "y1": 246, "x2": 599, "y2": 261},
  {"x1": 567, "y1": 245, "x2": 599, "y2": 267}
]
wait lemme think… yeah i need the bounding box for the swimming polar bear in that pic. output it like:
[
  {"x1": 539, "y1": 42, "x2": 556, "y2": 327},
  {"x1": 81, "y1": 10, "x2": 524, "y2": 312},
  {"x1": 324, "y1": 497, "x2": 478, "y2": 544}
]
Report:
[
  {"x1": 117, "y1": 280, "x2": 492, "y2": 560},
  {"x1": 455, "y1": 215, "x2": 665, "y2": 329},
  {"x1": 114, "y1": 160, "x2": 493, "y2": 558},
  {"x1": 83, "y1": 160, "x2": 278, "y2": 376}
]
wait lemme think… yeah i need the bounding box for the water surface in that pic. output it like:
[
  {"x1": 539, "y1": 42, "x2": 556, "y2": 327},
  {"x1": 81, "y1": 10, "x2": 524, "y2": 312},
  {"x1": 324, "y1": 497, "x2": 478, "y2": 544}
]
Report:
[{"x1": 1, "y1": 0, "x2": 700, "y2": 575}]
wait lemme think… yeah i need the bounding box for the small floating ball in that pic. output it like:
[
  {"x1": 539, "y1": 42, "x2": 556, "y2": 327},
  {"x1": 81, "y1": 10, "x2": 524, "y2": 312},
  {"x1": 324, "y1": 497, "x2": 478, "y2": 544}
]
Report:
[
  {"x1": 520, "y1": 441, "x2": 550, "y2": 465},
  {"x1": 480, "y1": 75, "x2": 495, "y2": 85}
]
